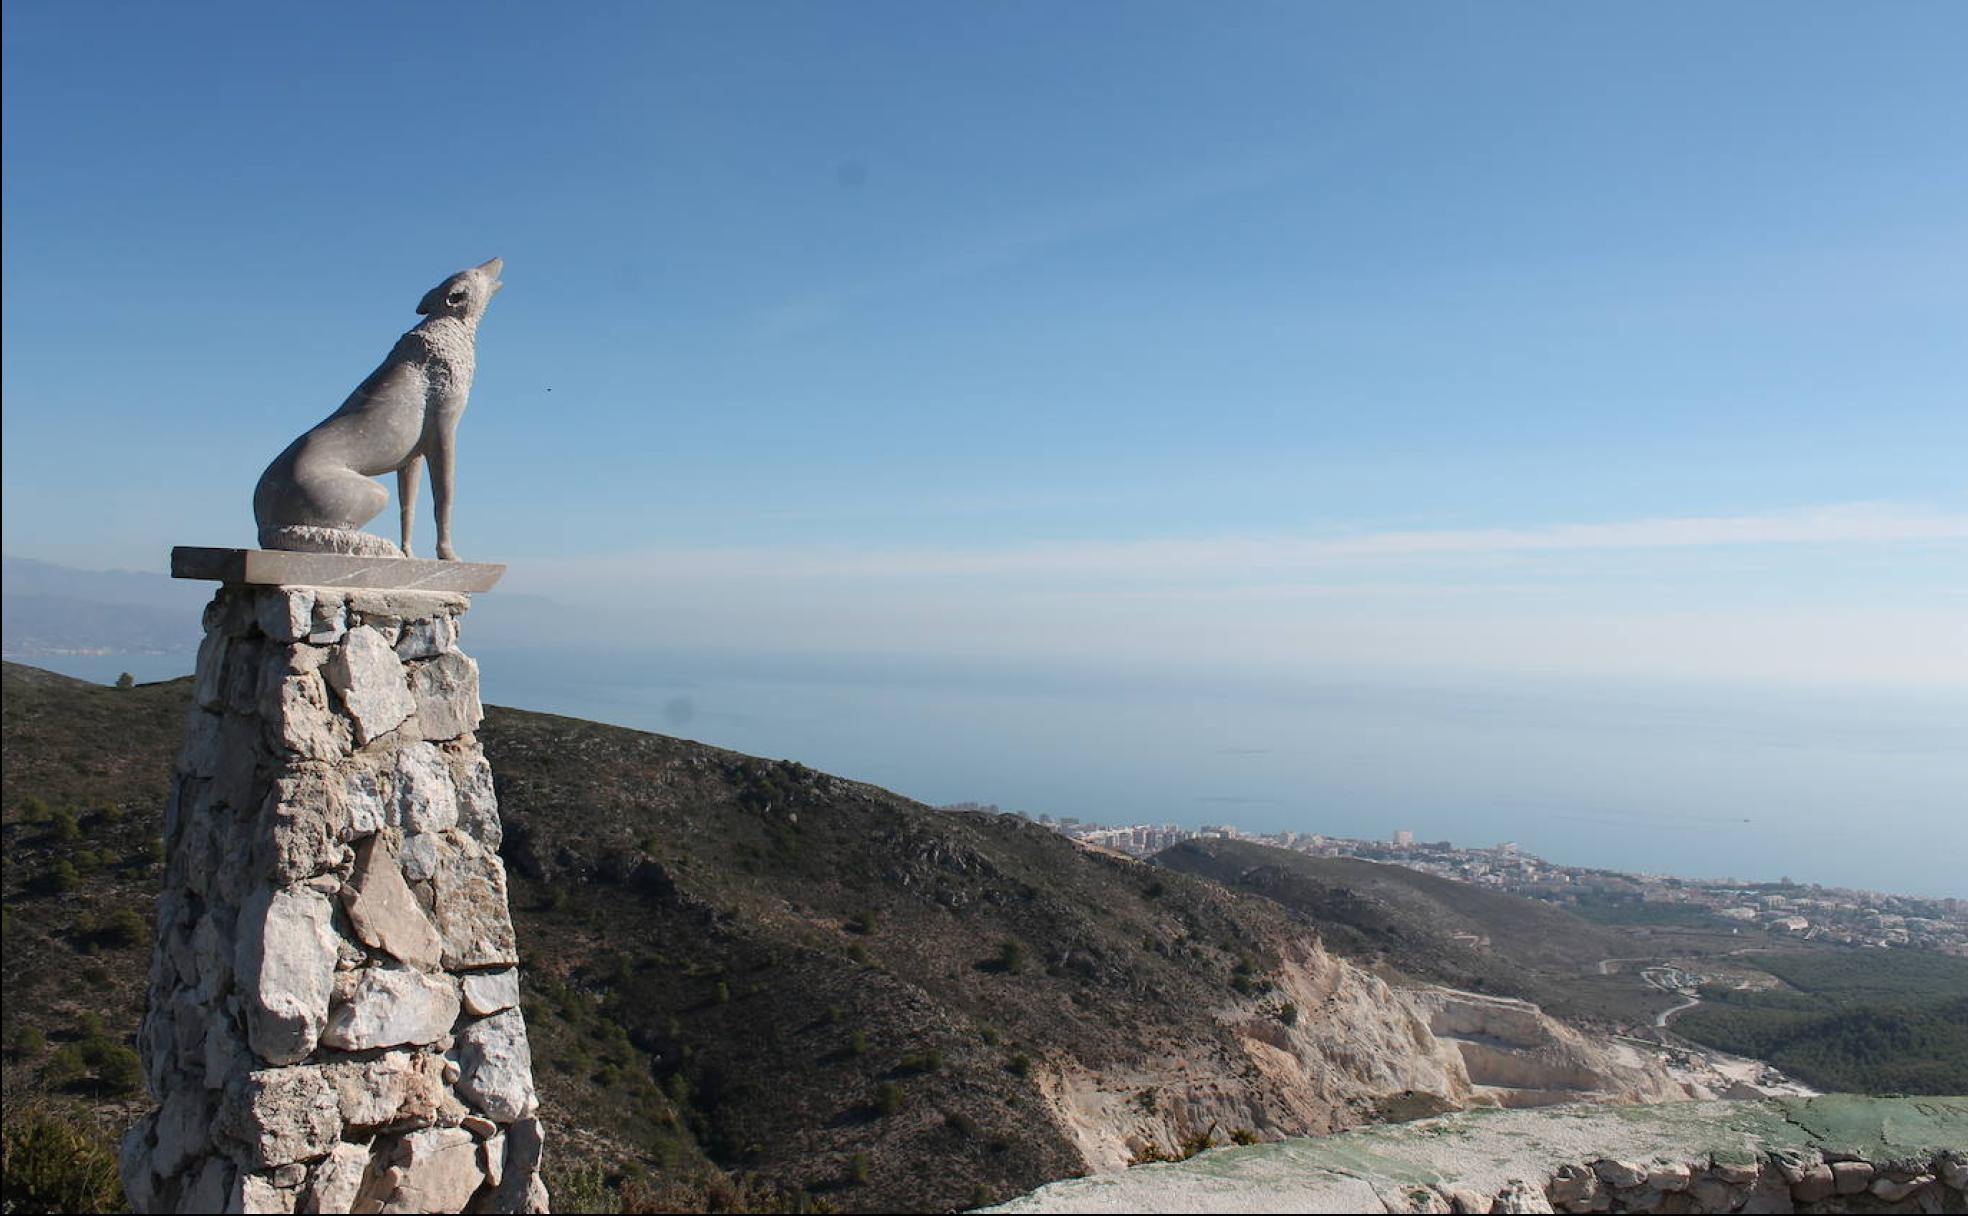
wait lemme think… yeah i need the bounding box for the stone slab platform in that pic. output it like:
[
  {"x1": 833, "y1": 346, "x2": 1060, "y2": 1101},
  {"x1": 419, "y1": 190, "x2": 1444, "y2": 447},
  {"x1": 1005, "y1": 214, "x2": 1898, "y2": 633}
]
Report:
[{"x1": 171, "y1": 547, "x2": 504, "y2": 592}]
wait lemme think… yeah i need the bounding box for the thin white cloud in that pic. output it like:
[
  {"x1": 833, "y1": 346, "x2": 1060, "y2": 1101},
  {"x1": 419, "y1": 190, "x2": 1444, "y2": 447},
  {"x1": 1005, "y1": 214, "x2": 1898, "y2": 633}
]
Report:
[{"x1": 528, "y1": 502, "x2": 1968, "y2": 584}]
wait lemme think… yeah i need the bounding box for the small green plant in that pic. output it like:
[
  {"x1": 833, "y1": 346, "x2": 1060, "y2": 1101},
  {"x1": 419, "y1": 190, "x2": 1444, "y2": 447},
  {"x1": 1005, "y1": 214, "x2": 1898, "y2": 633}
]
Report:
[
  {"x1": 898, "y1": 1047, "x2": 942, "y2": 1075},
  {"x1": 1278, "y1": 1002, "x2": 1299, "y2": 1028},
  {"x1": 1005, "y1": 1052, "x2": 1032, "y2": 1078},
  {"x1": 712, "y1": 980, "x2": 731, "y2": 1005},
  {"x1": 872, "y1": 1082, "x2": 904, "y2": 1117},
  {"x1": 1231, "y1": 1127, "x2": 1261, "y2": 1146},
  {"x1": 997, "y1": 939, "x2": 1027, "y2": 974},
  {"x1": 846, "y1": 1031, "x2": 869, "y2": 1057},
  {"x1": 0, "y1": 1103, "x2": 125, "y2": 1214},
  {"x1": 846, "y1": 910, "x2": 878, "y2": 935},
  {"x1": 40, "y1": 860, "x2": 79, "y2": 895},
  {"x1": 115, "y1": 672, "x2": 135, "y2": 689},
  {"x1": 845, "y1": 1152, "x2": 870, "y2": 1185}
]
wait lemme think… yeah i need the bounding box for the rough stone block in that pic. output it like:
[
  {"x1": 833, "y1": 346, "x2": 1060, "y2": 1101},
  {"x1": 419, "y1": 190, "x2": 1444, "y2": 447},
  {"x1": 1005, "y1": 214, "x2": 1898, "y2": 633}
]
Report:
[
  {"x1": 237, "y1": 886, "x2": 339, "y2": 1065},
  {"x1": 342, "y1": 836, "x2": 443, "y2": 970},
  {"x1": 430, "y1": 835, "x2": 518, "y2": 969},
  {"x1": 461, "y1": 969, "x2": 520, "y2": 1017},
  {"x1": 456, "y1": 1008, "x2": 537, "y2": 1121},
  {"x1": 393, "y1": 743, "x2": 459, "y2": 833},
  {"x1": 410, "y1": 650, "x2": 482, "y2": 741},
  {"x1": 219, "y1": 1066, "x2": 341, "y2": 1170},
  {"x1": 451, "y1": 753, "x2": 502, "y2": 849},
  {"x1": 323, "y1": 627, "x2": 414, "y2": 744},
  {"x1": 380, "y1": 1126, "x2": 486, "y2": 1214},
  {"x1": 323, "y1": 1050, "x2": 450, "y2": 1131},
  {"x1": 322, "y1": 965, "x2": 461, "y2": 1052}
]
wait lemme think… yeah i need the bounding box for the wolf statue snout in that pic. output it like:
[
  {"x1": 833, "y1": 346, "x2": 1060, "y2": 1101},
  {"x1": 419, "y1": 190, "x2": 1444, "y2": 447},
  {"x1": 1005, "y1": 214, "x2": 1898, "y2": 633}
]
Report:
[{"x1": 253, "y1": 258, "x2": 504, "y2": 560}]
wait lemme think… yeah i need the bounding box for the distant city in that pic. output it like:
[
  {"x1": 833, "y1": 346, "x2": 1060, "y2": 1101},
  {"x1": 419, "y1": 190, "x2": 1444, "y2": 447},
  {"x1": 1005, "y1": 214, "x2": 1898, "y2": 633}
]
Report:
[{"x1": 940, "y1": 804, "x2": 1968, "y2": 957}]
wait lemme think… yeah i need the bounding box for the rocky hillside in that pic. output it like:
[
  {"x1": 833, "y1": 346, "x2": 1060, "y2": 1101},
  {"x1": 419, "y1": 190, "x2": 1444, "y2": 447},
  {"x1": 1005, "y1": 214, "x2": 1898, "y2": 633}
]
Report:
[{"x1": 1, "y1": 661, "x2": 1756, "y2": 1213}]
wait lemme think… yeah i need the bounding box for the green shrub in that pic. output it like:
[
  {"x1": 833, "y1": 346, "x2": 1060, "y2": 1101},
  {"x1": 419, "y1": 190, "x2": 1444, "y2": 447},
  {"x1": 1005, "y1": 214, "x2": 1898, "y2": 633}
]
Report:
[
  {"x1": 846, "y1": 1031, "x2": 869, "y2": 1057},
  {"x1": 1005, "y1": 1053, "x2": 1032, "y2": 1078},
  {"x1": 997, "y1": 940, "x2": 1027, "y2": 975},
  {"x1": 898, "y1": 1048, "x2": 942, "y2": 1075},
  {"x1": 41, "y1": 861, "x2": 80, "y2": 895},
  {"x1": 0, "y1": 1103, "x2": 124, "y2": 1214},
  {"x1": 845, "y1": 1152, "x2": 870, "y2": 1185},
  {"x1": 872, "y1": 1082, "x2": 903, "y2": 1117},
  {"x1": 115, "y1": 672, "x2": 135, "y2": 690}
]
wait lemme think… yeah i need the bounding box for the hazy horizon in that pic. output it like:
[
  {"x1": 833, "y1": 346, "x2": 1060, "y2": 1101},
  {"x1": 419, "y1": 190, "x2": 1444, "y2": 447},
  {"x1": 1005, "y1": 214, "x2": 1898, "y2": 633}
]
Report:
[{"x1": 14, "y1": 560, "x2": 1963, "y2": 899}]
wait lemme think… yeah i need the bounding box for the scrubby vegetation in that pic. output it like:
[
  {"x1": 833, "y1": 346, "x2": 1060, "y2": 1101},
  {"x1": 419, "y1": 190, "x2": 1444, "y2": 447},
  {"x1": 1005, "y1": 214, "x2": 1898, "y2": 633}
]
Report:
[
  {"x1": 0, "y1": 1102, "x2": 125, "y2": 1214},
  {"x1": 1673, "y1": 950, "x2": 1968, "y2": 1094}
]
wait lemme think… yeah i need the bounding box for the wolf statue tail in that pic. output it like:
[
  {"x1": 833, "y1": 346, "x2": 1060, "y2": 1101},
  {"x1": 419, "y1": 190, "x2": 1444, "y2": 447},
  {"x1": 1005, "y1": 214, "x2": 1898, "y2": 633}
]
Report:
[{"x1": 258, "y1": 524, "x2": 404, "y2": 559}]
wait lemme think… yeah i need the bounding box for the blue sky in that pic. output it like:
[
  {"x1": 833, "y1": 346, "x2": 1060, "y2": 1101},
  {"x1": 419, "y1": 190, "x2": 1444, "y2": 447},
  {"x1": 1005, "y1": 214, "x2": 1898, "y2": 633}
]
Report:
[{"x1": 4, "y1": 4, "x2": 1965, "y2": 888}]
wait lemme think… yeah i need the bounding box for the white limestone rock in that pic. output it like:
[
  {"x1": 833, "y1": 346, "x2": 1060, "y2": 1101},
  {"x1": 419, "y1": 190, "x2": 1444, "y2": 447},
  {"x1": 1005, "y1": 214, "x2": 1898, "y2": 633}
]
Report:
[
  {"x1": 236, "y1": 885, "x2": 339, "y2": 1065},
  {"x1": 380, "y1": 1126, "x2": 486, "y2": 1215},
  {"x1": 257, "y1": 588, "x2": 316, "y2": 644},
  {"x1": 456, "y1": 1009, "x2": 537, "y2": 1121},
  {"x1": 342, "y1": 835, "x2": 443, "y2": 970},
  {"x1": 180, "y1": 1156, "x2": 235, "y2": 1216},
  {"x1": 151, "y1": 1087, "x2": 215, "y2": 1178},
  {"x1": 235, "y1": 1172, "x2": 299, "y2": 1214},
  {"x1": 322, "y1": 965, "x2": 461, "y2": 1051},
  {"x1": 429, "y1": 834, "x2": 519, "y2": 969},
  {"x1": 461, "y1": 968, "x2": 520, "y2": 1016},
  {"x1": 118, "y1": 1114, "x2": 162, "y2": 1215},
  {"x1": 1491, "y1": 1180, "x2": 1556, "y2": 1214},
  {"x1": 178, "y1": 709, "x2": 224, "y2": 779},
  {"x1": 323, "y1": 627, "x2": 414, "y2": 744},
  {"x1": 409, "y1": 650, "x2": 482, "y2": 741},
  {"x1": 258, "y1": 649, "x2": 350, "y2": 762},
  {"x1": 345, "y1": 768, "x2": 388, "y2": 837},
  {"x1": 323, "y1": 1049, "x2": 450, "y2": 1131},
  {"x1": 395, "y1": 614, "x2": 457, "y2": 661},
  {"x1": 224, "y1": 638, "x2": 266, "y2": 716},
  {"x1": 392, "y1": 742, "x2": 458, "y2": 833},
  {"x1": 194, "y1": 629, "x2": 230, "y2": 709},
  {"x1": 400, "y1": 831, "x2": 440, "y2": 882},
  {"x1": 203, "y1": 1011, "x2": 254, "y2": 1091},
  {"x1": 477, "y1": 1116, "x2": 546, "y2": 1214},
  {"x1": 452, "y1": 753, "x2": 502, "y2": 849},
  {"x1": 306, "y1": 593, "x2": 348, "y2": 645},
  {"x1": 255, "y1": 774, "x2": 346, "y2": 886},
  {"x1": 299, "y1": 1141, "x2": 372, "y2": 1215},
  {"x1": 219, "y1": 1066, "x2": 341, "y2": 1169}
]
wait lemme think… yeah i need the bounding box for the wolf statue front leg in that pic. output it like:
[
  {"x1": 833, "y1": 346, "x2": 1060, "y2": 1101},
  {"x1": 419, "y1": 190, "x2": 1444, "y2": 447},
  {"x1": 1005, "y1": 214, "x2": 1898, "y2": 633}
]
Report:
[
  {"x1": 252, "y1": 257, "x2": 503, "y2": 560},
  {"x1": 397, "y1": 453, "x2": 425, "y2": 558}
]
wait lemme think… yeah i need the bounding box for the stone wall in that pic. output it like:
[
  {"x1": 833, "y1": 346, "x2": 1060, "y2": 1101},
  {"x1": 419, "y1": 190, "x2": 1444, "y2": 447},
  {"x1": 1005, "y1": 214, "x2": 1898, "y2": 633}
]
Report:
[{"x1": 119, "y1": 584, "x2": 547, "y2": 1214}]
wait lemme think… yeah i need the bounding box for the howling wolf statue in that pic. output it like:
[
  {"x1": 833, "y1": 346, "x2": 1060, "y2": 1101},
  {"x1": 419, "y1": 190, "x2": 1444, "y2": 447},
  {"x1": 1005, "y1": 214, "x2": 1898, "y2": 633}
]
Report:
[{"x1": 253, "y1": 258, "x2": 503, "y2": 560}]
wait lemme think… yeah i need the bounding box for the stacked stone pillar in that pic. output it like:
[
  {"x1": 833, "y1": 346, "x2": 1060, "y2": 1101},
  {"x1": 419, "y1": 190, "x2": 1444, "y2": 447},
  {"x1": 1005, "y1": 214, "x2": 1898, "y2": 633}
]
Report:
[{"x1": 121, "y1": 551, "x2": 548, "y2": 1214}]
